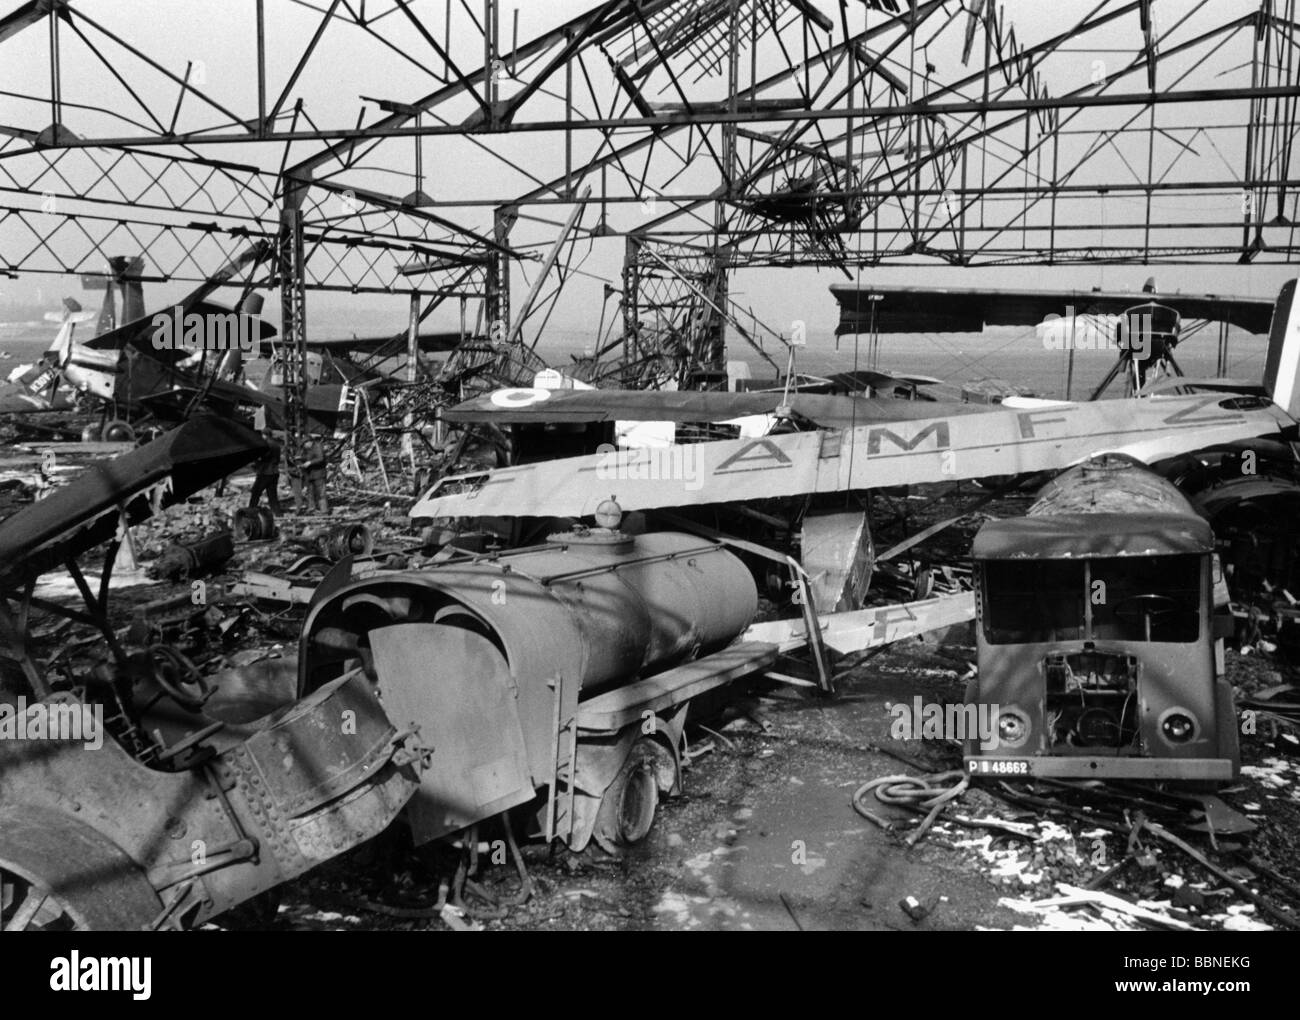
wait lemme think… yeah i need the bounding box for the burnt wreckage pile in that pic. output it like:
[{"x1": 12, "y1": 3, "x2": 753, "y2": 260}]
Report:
[
  {"x1": 6, "y1": 265, "x2": 1300, "y2": 931},
  {"x1": 0, "y1": 416, "x2": 824, "y2": 928},
  {"x1": 5, "y1": 337, "x2": 1300, "y2": 930},
  {"x1": 7, "y1": 0, "x2": 1300, "y2": 933}
]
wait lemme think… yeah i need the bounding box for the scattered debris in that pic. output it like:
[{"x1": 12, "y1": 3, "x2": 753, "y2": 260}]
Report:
[
  {"x1": 899, "y1": 892, "x2": 940, "y2": 922},
  {"x1": 1001, "y1": 883, "x2": 1194, "y2": 931}
]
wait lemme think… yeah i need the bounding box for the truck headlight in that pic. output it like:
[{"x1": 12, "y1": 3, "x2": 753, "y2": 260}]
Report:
[
  {"x1": 1159, "y1": 708, "x2": 1198, "y2": 744},
  {"x1": 995, "y1": 708, "x2": 1031, "y2": 749}
]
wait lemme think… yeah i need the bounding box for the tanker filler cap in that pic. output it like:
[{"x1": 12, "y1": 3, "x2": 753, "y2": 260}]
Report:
[
  {"x1": 594, "y1": 498, "x2": 624, "y2": 530},
  {"x1": 546, "y1": 499, "x2": 632, "y2": 549}
]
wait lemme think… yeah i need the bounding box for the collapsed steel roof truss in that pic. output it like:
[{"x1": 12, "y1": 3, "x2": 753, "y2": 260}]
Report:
[{"x1": 0, "y1": 1, "x2": 1298, "y2": 398}]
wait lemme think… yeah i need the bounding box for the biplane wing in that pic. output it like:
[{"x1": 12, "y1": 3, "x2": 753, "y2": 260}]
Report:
[
  {"x1": 823, "y1": 369, "x2": 945, "y2": 391},
  {"x1": 444, "y1": 386, "x2": 984, "y2": 429},
  {"x1": 123, "y1": 366, "x2": 350, "y2": 435},
  {"x1": 256, "y1": 330, "x2": 463, "y2": 358},
  {"x1": 86, "y1": 298, "x2": 278, "y2": 367},
  {"x1": 411, "y1": 393, "x2": 1295, "y2": 520},
  {"x1": 830, "y1": 283, "x2": 1276, "y2": 335}
]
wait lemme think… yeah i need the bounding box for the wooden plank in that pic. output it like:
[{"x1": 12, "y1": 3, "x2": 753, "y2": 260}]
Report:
[
  {"x1": 743, "y1": 593, "x2": 976, "y2": 655},
  {"x1": 576, "y1": 641, "x2": 779, "y2": 733}
]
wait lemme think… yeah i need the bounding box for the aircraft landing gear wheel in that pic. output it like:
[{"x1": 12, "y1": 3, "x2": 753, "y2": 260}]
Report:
[
  {"x1": 101, "y1": 420, "x2": 135, "y2": 443},
  {"x1": 0, "y1": 808, "x2": 164, "y2": 930},
  {"x1": 595, "y1": 737, "x2": 660, "y2": 848},
  {"x1": 0, "y1": 865, "x2": 83, "y2": 930}
]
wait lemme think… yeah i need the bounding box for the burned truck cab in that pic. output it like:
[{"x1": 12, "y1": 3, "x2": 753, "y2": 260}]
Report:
[{"x1": 965, "y1": 455, "x2": 1239, "y2": 781}]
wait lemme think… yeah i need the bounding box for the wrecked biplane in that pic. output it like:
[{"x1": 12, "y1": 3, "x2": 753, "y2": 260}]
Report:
[
  {"x1": 416, "y1": 276, "x2": 1300, "y2": 622},
  {"x1": 829, "y1": 278, "x2": 1278, "y2": 399},
  {"x1": 412, "y1": 391, "x2": 1295, "y2": 526},
  {"x1": 0, "y1": 246, "x2": 277, "y2": 440}
]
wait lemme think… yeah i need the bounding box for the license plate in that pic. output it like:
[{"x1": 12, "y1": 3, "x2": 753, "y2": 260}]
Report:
[{"x1": 968, "y1": 758, "x2": 1029, "y2": 776}]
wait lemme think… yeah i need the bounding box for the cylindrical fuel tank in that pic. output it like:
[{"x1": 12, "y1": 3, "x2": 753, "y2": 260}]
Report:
[
  {"x1": 528, "y1": 530, "x2": 753, "y2": 686},
  {"x1": 299, "y1": 530, "x2": 757, "y2": 698}
]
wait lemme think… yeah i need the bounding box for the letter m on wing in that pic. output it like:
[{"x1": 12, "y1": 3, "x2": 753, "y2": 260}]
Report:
[{"x1": 866, "y1": 421, "x2": 950, "y2": 456}]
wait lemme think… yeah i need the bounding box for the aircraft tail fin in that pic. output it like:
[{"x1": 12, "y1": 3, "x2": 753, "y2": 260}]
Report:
[
  {"x1": 117, "y1": 256, "x2": 146, "y2": 324},
  {"x1": 94, "y1": 278, "x2": 117, "y2": 334},
  {"x1": 45, "y1": 298, "x2": 94, "y2": 366},
  {"x1": 85, "y1": 255, "x2": 146, "y2": 333},
  {"x1": 50, "y1": 317, "x2": 74, "y2": 367},
  {"x1": 41, "y1": 297, "x2": 82, "y2": 324},
  {"x1": 1263, "y1": 279, "x2": 1300, "y2": 416}
]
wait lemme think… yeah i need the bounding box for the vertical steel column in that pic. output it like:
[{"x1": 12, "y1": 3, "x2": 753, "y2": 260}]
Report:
[
  {"x1": 277, "y1": 178, "x2": 309, "y2": 464},
  {"x1": 564, "y1": 27, "x2": 573, "y2": 199},
  {"x1": 486, "y1": 205, "x2": 515, "y2": 340},
  {"x1": 255, "y1": 0, "x2": 266, "y2": 137},
  {"x1": 47, "y1": 3, "x2": 61, "y2": 131},
  {"x1": 621, "y1": 235, "x2": 641, "y2": 387},
  {"x1": 1048, "y1": 127, "x2": 1059, "y2": 264},
  {"x1": 705, "y1": 0, "x2": 743, "y2": 379},
  {"x1": 722, "y1": 0, "x2": 739, "y2": 198},
  {"x1": 705, "y1": 244, "x2": 732, "y2": 377},
  {"x1": 484, "y1": 0, "x2": 498, "y2": 125},
  {"x1": 403, "y1": 291, "x2": 419, "y2": 466},
  {"x1": 1242, "y1": 6, "x2": 1263, "y2": 258}
]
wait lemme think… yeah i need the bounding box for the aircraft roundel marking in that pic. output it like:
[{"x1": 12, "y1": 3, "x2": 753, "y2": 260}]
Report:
[{"x1": 490, "y1": 387, "x2": 552, "y2": 408}]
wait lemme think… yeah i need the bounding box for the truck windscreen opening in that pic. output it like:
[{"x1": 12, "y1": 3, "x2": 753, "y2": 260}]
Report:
[{"x1": 982, "y1": 554, "x2": 1201, "y2": 645}]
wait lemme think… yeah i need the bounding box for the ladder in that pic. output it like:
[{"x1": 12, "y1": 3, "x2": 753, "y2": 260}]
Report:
[{"x1": 545, "y1": 673, "x2": 579, "y2": 846}]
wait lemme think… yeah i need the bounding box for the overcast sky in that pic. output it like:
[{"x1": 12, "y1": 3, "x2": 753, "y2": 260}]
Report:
[{"x1": 1, "y1": 0, "x2": 1297, "y2": 336}]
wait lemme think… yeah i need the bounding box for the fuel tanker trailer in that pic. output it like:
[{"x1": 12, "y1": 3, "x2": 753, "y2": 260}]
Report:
[{"x1": 299, "y1": 518, "x2": 776, "y2": 852}]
